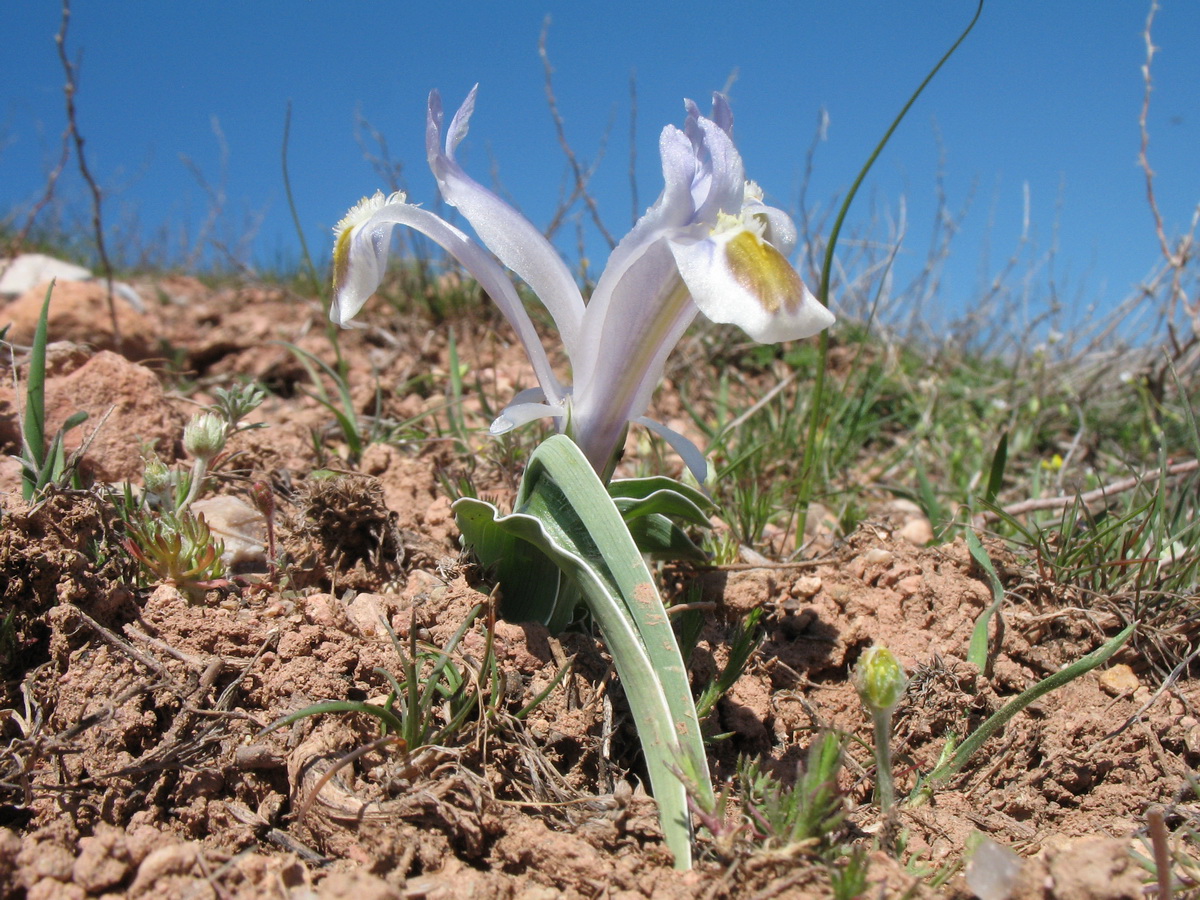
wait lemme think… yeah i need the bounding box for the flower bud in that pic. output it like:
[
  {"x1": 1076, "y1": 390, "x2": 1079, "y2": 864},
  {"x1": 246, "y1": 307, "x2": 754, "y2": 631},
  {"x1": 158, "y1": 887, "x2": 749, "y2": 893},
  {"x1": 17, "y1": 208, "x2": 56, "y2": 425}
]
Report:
[
  {"x1": 143, "y1": 454, "x2": 172, "y2": 495},
  {"x1": 853, "y1": 645, "x2": 907, "y2": 714},
  {"x1": 183, "y1": 412, "x2": 227, "y2": 461}
]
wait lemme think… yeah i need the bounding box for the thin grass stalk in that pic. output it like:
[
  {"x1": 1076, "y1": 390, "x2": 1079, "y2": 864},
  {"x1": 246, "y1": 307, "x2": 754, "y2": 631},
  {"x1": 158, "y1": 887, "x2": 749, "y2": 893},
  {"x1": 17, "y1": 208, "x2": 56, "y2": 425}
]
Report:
[{"x1": 793, "y1": 0, "x2": 985, "y2": 543}]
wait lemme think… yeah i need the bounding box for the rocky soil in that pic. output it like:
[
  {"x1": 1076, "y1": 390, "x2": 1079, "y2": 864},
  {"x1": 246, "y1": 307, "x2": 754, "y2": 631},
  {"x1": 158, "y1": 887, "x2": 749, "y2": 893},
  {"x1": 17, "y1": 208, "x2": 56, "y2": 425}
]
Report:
[{"x1": 0, "y1": 273, "x2": 1193, "y2": 899}]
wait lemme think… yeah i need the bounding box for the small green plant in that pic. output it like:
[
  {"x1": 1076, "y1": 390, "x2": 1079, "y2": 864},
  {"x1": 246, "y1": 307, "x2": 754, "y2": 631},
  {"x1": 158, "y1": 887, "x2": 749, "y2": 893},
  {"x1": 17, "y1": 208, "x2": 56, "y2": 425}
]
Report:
[
  {"x1": 280, "y1": 342, "x2": 366, "y2": 463},
  {"x1": 123, "y1": 509, "x2": 228, "y2": 598},
  {"x1": 117, "y1": 381, "x2": 267, "y2": 594},
  {"x1": 695, "y1": 607, "x2": 765, "y2": 722},
  {"x1": 964, "y1": 530, "x2": 1007, "y2": 675},
  {"x1": 262, "y1": 603, "x2": 492, "y2": 772},
  {"x1": 740, "y1": 735, "x2": 846, "y2": 852},
  {"x1": 690, "y1": 733, "x2": 846, "y2": 861},
  {"x1": 16, "y1": 281, "x2": 88, "y2": 500},
  {"x1": 829, "y1": 847, "x2": 871, "y2": 900},
  {"x1": 853, "y1": 644, "x2": 907, "y2": 813}
]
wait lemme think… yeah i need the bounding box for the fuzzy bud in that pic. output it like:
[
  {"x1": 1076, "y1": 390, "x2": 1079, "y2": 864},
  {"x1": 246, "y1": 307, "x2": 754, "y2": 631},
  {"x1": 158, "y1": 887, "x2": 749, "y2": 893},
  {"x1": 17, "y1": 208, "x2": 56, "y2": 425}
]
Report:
[
  {"x1": 853, "y1": 645, "x2": 907, "y2": 714},
  {"x1": 142, "y1": 455, "x2": 172, "y2": 495},
  {"x1": 183, "y1": 412, "x2": 227, "y2": 461}
]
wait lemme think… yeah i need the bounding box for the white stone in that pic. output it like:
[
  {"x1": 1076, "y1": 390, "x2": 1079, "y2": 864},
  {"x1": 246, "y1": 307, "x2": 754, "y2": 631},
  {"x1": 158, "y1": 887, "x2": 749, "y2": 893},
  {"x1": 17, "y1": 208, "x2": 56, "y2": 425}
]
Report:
[
  {"x1": 0, "y1": 253, "x2": 92, "y2": 295},
  {"x1": 191, "y1": 495, "x2": 266, "y2": 569},
  {"x1": 966, "y1": 836, "x2": 1023, "y2": 900}
]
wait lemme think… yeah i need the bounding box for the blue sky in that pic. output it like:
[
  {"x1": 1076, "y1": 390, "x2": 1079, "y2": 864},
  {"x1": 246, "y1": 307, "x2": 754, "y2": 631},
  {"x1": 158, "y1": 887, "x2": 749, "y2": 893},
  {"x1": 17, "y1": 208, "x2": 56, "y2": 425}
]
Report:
[{"x1": 5, "y1": 2, "x2": 1198, "y2": 331}]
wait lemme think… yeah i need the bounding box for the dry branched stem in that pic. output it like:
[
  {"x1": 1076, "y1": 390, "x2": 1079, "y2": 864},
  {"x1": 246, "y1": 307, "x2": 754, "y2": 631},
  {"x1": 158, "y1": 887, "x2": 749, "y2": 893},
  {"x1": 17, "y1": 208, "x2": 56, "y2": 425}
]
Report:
[
  {"x1": 55, "y1": 0, "x2": 119, "y2": 346},
  {"x1": 1138, "y1": 0, "x2": 1199, "y2": 352},
  {"x1": 981, "y1": 458, "x2": 1199, "y2": 522},
  {"x1": 538, "y1": 17, "x2": 615, "y2": 250}
]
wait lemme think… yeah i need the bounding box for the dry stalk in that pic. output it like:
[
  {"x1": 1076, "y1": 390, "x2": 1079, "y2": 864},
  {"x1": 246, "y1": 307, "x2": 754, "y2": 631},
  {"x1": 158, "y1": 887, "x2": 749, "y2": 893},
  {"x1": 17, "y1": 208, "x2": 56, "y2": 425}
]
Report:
[
  {"x1": 1138, "y1": 0, "x2": 1200, "y2": 396},
  {"x1": 979, "y1": 458, "x2": 1198, "y2": 522},
  {"x1": 538, "y1": 17, "x2": 615, "y2": 250},
  {"x1": 55, "y1": 0, "x2": 119, "y2": 347},
  {"x1": 1147, "y1": 805, "x2": 1174, "y2": 900}
]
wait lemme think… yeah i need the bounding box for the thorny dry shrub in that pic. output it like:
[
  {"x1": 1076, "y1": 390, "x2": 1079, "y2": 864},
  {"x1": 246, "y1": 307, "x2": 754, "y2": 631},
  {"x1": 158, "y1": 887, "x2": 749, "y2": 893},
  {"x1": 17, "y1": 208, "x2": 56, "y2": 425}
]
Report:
[{"x1": 279, "y1": 473, "x2": 406, "y2": 592}]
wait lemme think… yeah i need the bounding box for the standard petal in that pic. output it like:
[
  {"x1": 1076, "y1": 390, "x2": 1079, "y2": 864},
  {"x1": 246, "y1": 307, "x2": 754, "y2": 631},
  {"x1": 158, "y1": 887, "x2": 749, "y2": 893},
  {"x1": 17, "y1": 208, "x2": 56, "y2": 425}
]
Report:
[
  {"x1": 690, "y1": 115, "x2": 744, "y2": 224},
  {"x1": 669, "y1": 227, "x2": 835, "y2": 343},
  {"x1": 573, "y1": 125, "x2": 698, "y2": 390},
  {"x1": 427, "y1": 89, "x2": 586, "y2": 363},
  {"x1": 708, "y1": 93, "x2": 733, "y2": 137},
  {"x1": 332, "y1": 193, "x2": 565, "y2": 404}
]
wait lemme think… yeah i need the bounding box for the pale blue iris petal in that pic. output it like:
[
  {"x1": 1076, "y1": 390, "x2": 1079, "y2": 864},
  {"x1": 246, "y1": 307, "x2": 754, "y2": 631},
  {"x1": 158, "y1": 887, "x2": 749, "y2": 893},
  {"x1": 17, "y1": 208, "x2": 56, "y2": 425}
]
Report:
[
  {"x1": 506, "y1": 385, "x2": 548, "y2": 406},
  {"x1": 345, "y1": 198, "x2": 565, "y2": 405},
  {"x1": 708, "y1": 93, "x2": 734, "y2": 137},
  {"x1": 690, "y1": 116, "x2": 745, "y2": 224},
  {"x1": 426, "y1": 89, "x2": 586, "y2": 364}
]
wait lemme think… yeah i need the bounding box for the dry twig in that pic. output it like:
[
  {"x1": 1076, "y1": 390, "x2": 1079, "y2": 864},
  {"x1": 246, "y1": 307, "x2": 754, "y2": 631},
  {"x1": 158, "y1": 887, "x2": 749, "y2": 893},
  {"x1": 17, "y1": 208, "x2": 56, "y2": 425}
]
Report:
[
  {"x1": 55, "y1": 0, "x2": 119, "y2": 345},
  {"x1": 980, "y1": 458, "x2": 1198, "y2": 522},
  {"x1": 538, "y1": 17, "x2": 616, "y2": 250},
  {"x1": 1138, "y1": 0, "x2": 1200, "y2": 376}
]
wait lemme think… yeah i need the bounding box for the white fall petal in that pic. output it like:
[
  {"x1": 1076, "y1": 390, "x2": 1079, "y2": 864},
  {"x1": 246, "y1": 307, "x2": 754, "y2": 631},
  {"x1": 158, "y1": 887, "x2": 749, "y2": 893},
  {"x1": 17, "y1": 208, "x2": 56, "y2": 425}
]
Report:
[{"x1": 670, "y1": 214, "x2": 835, "y2": 343}]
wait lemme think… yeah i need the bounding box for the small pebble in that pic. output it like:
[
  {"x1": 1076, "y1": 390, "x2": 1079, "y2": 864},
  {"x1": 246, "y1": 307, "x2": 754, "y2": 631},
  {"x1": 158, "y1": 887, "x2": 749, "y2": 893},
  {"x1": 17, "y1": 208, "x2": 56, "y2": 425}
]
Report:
[
  {"x1": 863, "y1": 548, "x2": 893, "y2": 566},
  {"x1": 792, "y1": 575, "x2": 822, "y2": 598},
  {"x1": 966, "y1": 836, "x2": 1023, "y2": 900},
  {"x1": 1098, "y1": 663, "x2": 1140, "y2": 697},
  {"x1": 899, "y1": 517, "x2": 934, "y2": 546}
]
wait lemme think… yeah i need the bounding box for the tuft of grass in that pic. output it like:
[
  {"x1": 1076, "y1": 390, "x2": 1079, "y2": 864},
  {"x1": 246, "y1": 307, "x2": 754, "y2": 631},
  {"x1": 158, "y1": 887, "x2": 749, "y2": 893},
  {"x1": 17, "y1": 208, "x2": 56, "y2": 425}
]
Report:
[
  {"x1": 259, "y1": 602, "x2": 506, "y2": 788},
  {"x1": 690, "y1": 732, "x2": 847, "y2": 861},
  {"x1": 16, "y1": 281, "x2": 89, "y2": 500}
]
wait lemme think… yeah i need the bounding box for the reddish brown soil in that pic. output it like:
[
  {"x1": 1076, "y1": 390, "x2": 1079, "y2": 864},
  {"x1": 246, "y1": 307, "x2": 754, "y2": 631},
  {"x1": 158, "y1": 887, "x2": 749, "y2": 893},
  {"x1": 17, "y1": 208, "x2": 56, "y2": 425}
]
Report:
[{"x1": 0, "y1": 276, "x2": 1192, "y2": 899}]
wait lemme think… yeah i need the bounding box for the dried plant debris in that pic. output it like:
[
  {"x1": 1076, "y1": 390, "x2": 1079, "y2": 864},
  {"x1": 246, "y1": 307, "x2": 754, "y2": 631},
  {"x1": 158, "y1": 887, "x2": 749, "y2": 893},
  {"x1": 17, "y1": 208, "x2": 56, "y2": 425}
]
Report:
[
  {"x1": 281, "y1": 473, "x2": 406, "y2": 592},
  {"x1": 0, "y1": 488, "x2": 135, "y2": 672}
]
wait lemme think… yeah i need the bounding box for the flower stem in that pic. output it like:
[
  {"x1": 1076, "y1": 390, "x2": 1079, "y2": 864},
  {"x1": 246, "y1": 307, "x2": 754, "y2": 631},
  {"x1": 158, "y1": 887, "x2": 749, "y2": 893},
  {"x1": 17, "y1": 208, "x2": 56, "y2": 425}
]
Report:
[{"x1": 871, "y1": 706, "x2": 896, "y2": 812}]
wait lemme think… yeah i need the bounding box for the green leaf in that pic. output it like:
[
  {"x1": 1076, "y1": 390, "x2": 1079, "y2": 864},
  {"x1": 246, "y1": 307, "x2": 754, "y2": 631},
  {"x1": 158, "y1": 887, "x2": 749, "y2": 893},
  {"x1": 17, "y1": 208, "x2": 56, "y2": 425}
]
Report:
[
  {"x1": 21, "y1": 282, "x2": 54, "y2": 500},
  {"x1": 914, "y1": 459, "x2": 946, "y2": 531},
  {"x1": 625, "y1": 513, "x2": 708, "y2": 561},
  {"x1": 261, "y1": 700, "x2": 406, "y2": 737},
  {"x1": 965, "y1": 530, "x2": 1006, "y2": 673},
  {"x1": 984, "y1": 431, "x2": 1008, "y2": 507},
  {"x1": 453, "y1": 435, "x2": 712, "y2": 869},
  {"x1": 279, "y1": 342, "x2": 363, "y2": 461},
  {"x1": 609, "y1": 476, "x2": 713, "y2": 515},
  {"x1": 455, "y1": 499, "x2": 578, "y2": 631},
  {"x1": 912, "y1": 622, "x2": 1135, "y2": 803},
  {"x1": 612, "y1": 489, "x2": 711, "y2": 527},
  {"x1": 607, "y1": 476, "x2": 713, "y2": 560}
]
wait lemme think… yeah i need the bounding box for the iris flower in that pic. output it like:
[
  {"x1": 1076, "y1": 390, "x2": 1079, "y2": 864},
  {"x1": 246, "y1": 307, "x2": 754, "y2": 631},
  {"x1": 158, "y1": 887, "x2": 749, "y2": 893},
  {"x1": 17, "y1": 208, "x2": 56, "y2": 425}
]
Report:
[{"x1": 332, "y1": 87, "x2": 833, "y2": 480}]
